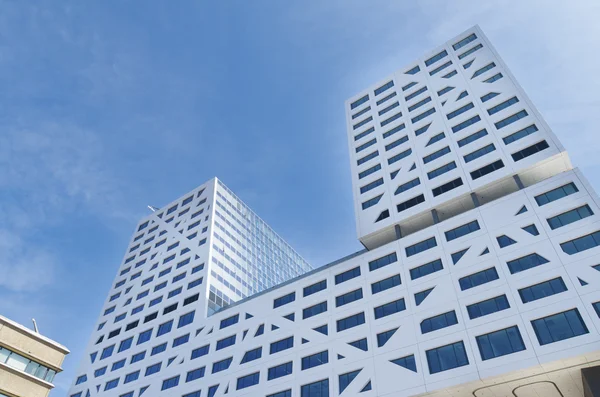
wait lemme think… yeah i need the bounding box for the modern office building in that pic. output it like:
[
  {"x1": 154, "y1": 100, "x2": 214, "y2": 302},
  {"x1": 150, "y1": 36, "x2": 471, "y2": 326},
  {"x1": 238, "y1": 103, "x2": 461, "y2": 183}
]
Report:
[
  {"x1": 0, "y1": 315, "x2": 69, "y2": 397},
  {"x1": 69, "y1": 26, "x2": 600, "y2": 397}
]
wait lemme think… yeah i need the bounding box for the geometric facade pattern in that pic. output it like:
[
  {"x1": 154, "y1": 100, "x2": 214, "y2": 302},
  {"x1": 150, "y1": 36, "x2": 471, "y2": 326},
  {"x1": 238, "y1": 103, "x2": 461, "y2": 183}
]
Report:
[
  {"x1": 346, "y1": 25, "x2": 571, "y2": 249},
  {"x1": 69, "y1": 26, "x2": 600, "y2": 397}
]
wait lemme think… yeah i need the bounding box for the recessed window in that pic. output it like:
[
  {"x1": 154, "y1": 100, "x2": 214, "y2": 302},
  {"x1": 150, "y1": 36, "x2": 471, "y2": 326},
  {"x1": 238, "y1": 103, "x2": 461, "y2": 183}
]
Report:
[
  {"x1": 459, "y1": 267, "x2": 499, "y2": 290},
  {"x1": 467, "y1": 295, "x2": 510, "y2": 319},
  {"x1": 273, "y1": 292, "x2": 296, "y2": 309},
  {"x1": 335, "y1": 266, "x2": 361, "y2": 285},
  {"x1": 236, "y1": 372, "x2": 259, "y2": 390},
  {"x1": 371, "y1": 274, "x2": 401, "y2": 294},
  {"x1": 410, "y1": 259, "x2": 443, "y2": 280},
  {"x1": 519, "y1": 277, "x2": 567, "y2": 303},
  {"x1": 531, "y1": 308, "x2": 588, "y2": 345},
  {"x1": 421, "y1": 311, "x2": 458, "y2": 333},
  {"x1": 301, "y1": 350, "x2": 329, "y2": 370},
  {"x1": 268, "y1": 362, "x2": 293, "y2": 380},
  {"x1": 547, "y1": 205, "x2": 593, "y2": 230},
  {"x1": 336, "y1": 289, "x2": 363, "y2": 307},
  {"x1": 426, "y1": 341, "x2": 469, "y2": 374},
  {"x1": 270, "y1": 336, "x2": 294, "y2": 354},
  {"x1": 337, "y1": 312, "x2": 365, "y2": 332},
  {"x1": 374, "y1": 298, "x2": 406, "y2": 319},
  {"x1": 476, "y1": 326, "x2": 526, "y2": 360}
]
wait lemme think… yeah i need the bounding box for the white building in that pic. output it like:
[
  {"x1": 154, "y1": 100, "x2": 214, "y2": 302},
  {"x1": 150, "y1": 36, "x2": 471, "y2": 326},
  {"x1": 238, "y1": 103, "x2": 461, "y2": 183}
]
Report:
[{"x1": 68, "y1": 26, "x2": 600, "y2": 397}]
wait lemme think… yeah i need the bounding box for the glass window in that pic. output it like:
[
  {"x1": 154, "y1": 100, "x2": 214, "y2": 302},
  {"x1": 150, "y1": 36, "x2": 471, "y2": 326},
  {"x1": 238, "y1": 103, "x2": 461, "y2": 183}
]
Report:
[
  {"x1": 216, "y1": 335, "x2": 236, "y2": 350},
  {"x1": 219, "y1": 314, "x2": 239, "y2": 329},
  {"x1": 377, "y1": 328, "x2": 398, "y2": 347},
  {"x1": 301, "y1": 350, "x2": 329, "y2": 370},
  {"x1": 421, "y1": 311, "x2": 458, "y2": 334},
  {"x1": 303, "y1": 301, "x2": 328, "y2": 319},
  {"x1": 301, "y1": 379, "x2": 329, "y2": 397},
  {"x1": 270, "y1": 336, "x2": 294, "y2": 354},
  {"x1": 348, "y1": 338, "x2": 368, "y2": 351},
  {"x1": 273, "y1": 292, "x2": 296, "y2": 309},
  {"x1": 304, "y1": 280, "x2": 327, "y2": 297},
  {"x1": 371, "y1": 274, "x2": 401, "y2": 294},
  {"x1": 374, "y1": 298, "x2": 406, "y2": 319},
  {"x1": 467, "y1": 295, "x2": 510, "y2": 319},
  {"x1": 511, "y1": 140, "x2": 549, "y2": 161},
  {"x1": 560, "y1": 230, "x2": 600, "y2": 255},
  {"x1": 236, "y1": 372, "x2": 259, "y2": 390},
  {"x1": 211, "y1": 357, "x2": 232, "y2": 373},
  {"x1": 507, "y1": 253, "x2": 549, "y2": 274},
  {"x1": 476, "y1": 326, "x2": 526, "y2": 360},
  {"x1": 531, "y1": 308, "x2": 588, "y2": 345},
  {"x1": 410, "y1": 259, "x2": 443, "y2": 280},
  {"x1": 426, "y1": 341, "x2": 469, "y2": 374},
  {"x1": 547, "y1": 205, "x2": 593, "y2": 230},
  {"x1": 406, "y1": 237, "x2": 437, "y2": 258},
  {"x1": 445, "y1": 220, "x2": 480, "y2": 241},
  {"x1": 339, "y1": 370, "x2": 361, "y2": 394},
  {"x1": 336, "y1": 289, "x2": 363, "y2": 307},
  {"x1": 186, "y1": 367, "x2": 205, "y2": 382},
  {"x1": 268, "y1": 361, "x2": 293, "y2": 380},
  {"x1": 337, "y1": 312, "x2": 366, "y2": 332},
  {"x1": 519, "y1": 277, "x2": 567, "y2": 303},
  {"x1": 451, "y1": 115, "x2": 481, "y2": 133},
  {"x1": 240, "y1": 347, "x2": 262, "y2": 364},
  {"x1": 459, "y1": 267, "x2": 499, "y2": 290},
  {"x1": 335, "y1": 266, "x2": 361, "y2": 285}
]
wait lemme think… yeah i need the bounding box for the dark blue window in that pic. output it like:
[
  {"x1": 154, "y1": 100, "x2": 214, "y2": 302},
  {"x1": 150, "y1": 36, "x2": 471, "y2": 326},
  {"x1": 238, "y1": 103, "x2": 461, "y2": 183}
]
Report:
[
  {"x1": 240, "y1": 347, "x2": 262, "y2": 364},
  {"x1": 472, "y1": 62, "x2": 496, "y2": 78},
  {"x1": 302, "y1": 350, "x2": 329, "y2": 370},
  {"x1": 212, "y1": 357, "x2": 232, "y2": 373},
  {"x1": 445, "y1": 220, "x2": 480, "y2": 241},
  {"x1": 535, "y1": 182, "x2": 579, "y2": 207},
  {"x1": 471, "y1": 160, "x2": 505, "y2": 180},
  {"x1": 451, "y1": 248, "x2": 468, "y2": 264},
  {"x1": 336, "y1": 289, "x2": 363, "y2": 307},
  {"x1": 236, "y1": 372, "x2": 259, "y2": 390},
  {"x1": 421, "y1": 311, "x2": 458, "y2": 334},
  {"x1": 371, "y1": 274, "x2": 401, "y2": 294},
  {"x1": 350, "y1": 95, "x2": 369, "y2": 110},
  {"x1": 374, "y1": 298, "x2": 406, "y2": 319},
  {"x1": 497, "y1": 235, "x2": 516, "y2": 248},
  {"x1": 360, "y1": 178, "x2": 384, "y2": 194},
  {"x1": 377, "y1": 328, "x2": 397, "y2": 347},
  {"x1": 406, "y1": 237, "x2": 437, "y2": 257},
  {"x1": 408, "y1": 96, "x2": 432, "y2": 112},
  {"x1": 503, "y1": 124, "x2": 538, "y2": 145},
  {"x1": 111, "y1": 359, "x2": 125, "y2": 371},
  {"x1": 349, "y1": 338, "x2": 368, "y2": 351},
  {"x1": 173, "y1": 334, "x2": 189, "y2": 347},
  {"x1": 388, "y1": 148, "x2": 413, "y2": 165},
  {"x1": 383, "y1": 123, "x2": 406, "y2": 139},
  {"x1": 453, "y1": 33, "x2": 477, "y2": 50},
  {"x1": 411, "y1": 108, "x2": 436, "y2": 124},
  {"x1": 355, "y1": 137, "x2": 376, "y2": 152},
  {"x1": 459, "y1": 267, "x2": 499, "y2": 290},
  {"x1": 447, "y1": 102, "x2": 474, "y2": 120},
  {"x1": 487, "y1": 96, "x2": 519, "y2": 115},
  {"x1": 118, "y1": 337, "x2": 133, "y2": 353},
  {"x1": 394, "y1": 177, "x2": 420, "y2": 195},
  {"x1": 358, "y1": 163, "x2": 381, "y2": 179},
  {"x1": 376, "y1": 91, "x2": 397, "y2": 106},
  {"x1": 381, "y1": 112, "x2": 403, "y2": 127},
  {"x1": 467, "y1": 295, "x2": 510, "y2": 319},
  {"x1": 560, "y1": 231, "x2": 600, "y2": 255},
  {"x1": 405, "y1": 65, "x2": 420, "y2": 74},
  {"x1": 268, "y1": 362, "x2": 293, "y2": 380},
  {"x1": 94, "y1": 366, "x2": 106, "y2": 377},
  {"x1": 390, "y1": 355, "x2": 417, "y2": 372},
  {"x1": 368, "y1": 253, "x2": 397, "y2": 271},
  {"x1": 339, "y1": 370, "x2": 361, "y2": 394},
  {"x1": 547, "y1": 205, "x2": 593, "y2": 230},
  {"x1": 429, "y1": 61, "x2": 452, "y2": 76},
  {"x1": 124, "y1": 370, "x2": 140, "y2": 383},
  {"x1": 335, "y1": 266, "x2": 361, "y2": 284},
  {"x1": 432, "y1": 177, "x2": 463, "y2": 197},
  {"x1": 219, "y1": 314, "x2": 239, "y2": 329},
  {"x1": 178, "y1": 311, "x2": 195, "y2": 328},
  {"x1": 423, "y1": 146, "x2": 451, "y2": 164},
  {"x1": 270, "y1": 336, "x2": 294, "y2": 354},
  {"x1": 130, "y1": 351, "x2": 145, "y2": 363},
  {"x1": 151, "y1": 343, "x2": 167, "y2": 356},
  {"x1": 519, "y1": 277, "x2": 567, "y2": 303},
  {"x1": 314, "y1": 324, "x2": 328, "y2": 335},
  {"x1": 157, "y1": 320, "x2": 173, "y2": 337},
  {"x1": 425, "y1": 50, "x2": 448, "y2": 66},
  {"x1": 186, "y1": 367, "x2": 205, "y2": 382},
  {"x1": 375, "y1": 80, "x2": 394, "y2": 96},
  {"x1": 191, "y1": 344, "x2": 209, "y2": 360},
  {"x1": 405, "y1": 86, "x2": 427, "y2": 101},
  {"x1": 304, "y1": 280, "x2": 327, "y2": 297},
  {"x1": 464, "y1": 143, "x2": 495, "y2": 163},
  {"x1": 145, "y1": 362, "x2": 161, "y2": 376},
  {"x1": 337, "y1": 312, "x2": 366, "y2": 332},
  {"x1": 428, "y1": 161, "x2": 457, "y2": 180},
  {"x1": 268, "y1": 390, "x2": 291, "y2": 397},
  {"x1": 458, "y1": 43, "x2": 483, "y2": 59},
  {"x1": 352, "y1": 106, "x2": 371, "y2": 120},
  {"x1": 507, "y1": 253, "x2": 549, "y2": 274},
  {"x1": 451, "y1": 115, "x2": 481, "y2": 133},
  {"x1": 415, "y1": 287, "x2": 434, "y2": 306},
  {"x1": 385, "y1": 135, "x2": 409, "y2": 152},
  {"x1": 301, "y1": 379, "x2": 329, "y2": 397},
  {"x1": 303, "y1": 301, "x2": 328, "y2": 319},
  {"x1": 100, "y1": 345, "x2": 114, "y2": 360},
  {"x1": 458, "y1": 128, "x2": 488, "y2": 147},
  {"x1": 104, "y1": 378, "x2": 119, "y2": 391},
  {"x1": 410, "y1": 259, "x2": 443, "y2": 280},
  {"x1": 273, "y1": 292, "x2": 296, "y2": 309},
  {"x1": 216, "y1": 335, "x2": 236, "y2": 350},
  {"x1": 362, "y1": 194, "x2": 382, "y2": 211},
  {"x1": 426, "y1": 341, "x2": 469, "y2": 374},
  {"x1": 437, "y1": 86, "x2": 455, "y2": 96},
  {"x1": 161, "y1": 375, "x2": 180, "y2": 390},
  {"x1": 531, "y1": 308, "x2": 588, "y2": 345},
  {"x1": 511, "y1": 140, "x2": 549, "y2": 161},
  {"x1": 495, "y1": 110, "x2": 528, "y2": 129},
  {"x1": 476, "y1": 326, "x2": 525, "y2": 360}
]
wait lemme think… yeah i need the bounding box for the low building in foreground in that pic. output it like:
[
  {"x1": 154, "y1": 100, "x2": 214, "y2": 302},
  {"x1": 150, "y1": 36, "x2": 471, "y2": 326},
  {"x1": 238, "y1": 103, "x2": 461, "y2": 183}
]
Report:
[
  {"x1": 68, "y1": 26, "x2": 600, "y2": 397},
  {"x1": 0, "y1": 315, "x2": 69, "y2": 397}
]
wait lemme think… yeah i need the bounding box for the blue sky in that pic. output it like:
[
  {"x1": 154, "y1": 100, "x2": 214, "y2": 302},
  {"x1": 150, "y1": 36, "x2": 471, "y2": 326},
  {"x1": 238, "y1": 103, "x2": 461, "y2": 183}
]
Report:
[{"x1": 1, "y1": 1, "x2": 599, "y2": 395}]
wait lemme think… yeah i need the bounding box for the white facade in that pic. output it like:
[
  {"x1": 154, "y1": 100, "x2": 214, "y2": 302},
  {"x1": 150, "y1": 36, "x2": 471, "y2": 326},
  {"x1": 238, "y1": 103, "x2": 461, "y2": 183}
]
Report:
[{"x1": 68, "y1": 26, "x2": 600, "y2": 397}]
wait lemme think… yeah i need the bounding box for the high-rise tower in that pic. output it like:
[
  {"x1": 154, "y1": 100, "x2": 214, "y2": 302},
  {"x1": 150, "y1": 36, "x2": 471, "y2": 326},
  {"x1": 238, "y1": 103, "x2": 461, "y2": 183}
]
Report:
[{"x1": 68, "y1": 26, "x2": 600, "y2": 397}]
